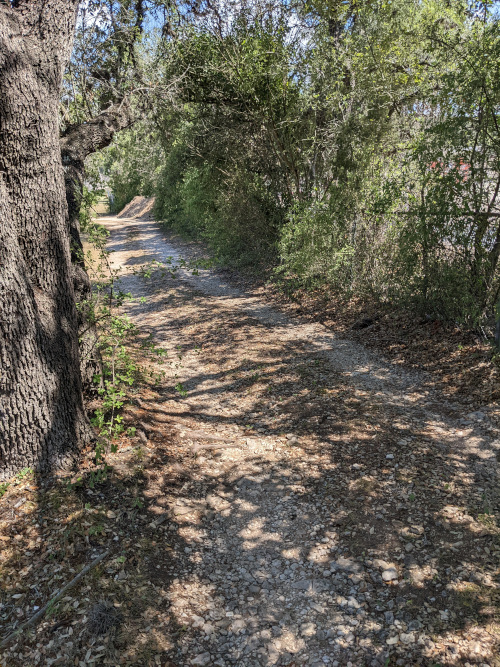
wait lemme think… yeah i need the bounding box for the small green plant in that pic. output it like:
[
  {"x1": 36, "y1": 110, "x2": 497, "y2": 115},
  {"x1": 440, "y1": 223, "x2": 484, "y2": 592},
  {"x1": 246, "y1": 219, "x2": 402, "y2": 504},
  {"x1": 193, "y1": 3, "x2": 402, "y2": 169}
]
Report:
[
  {"x1": 15, "y1": 467, "x2": 33, "y2": 482},
  {"x1": 0, "y1": 482, "x2": 9, "y2": 498},
  {"x1": 66, "y1": 476, "x2": 83, "y2": 490},
  {"x1": 91, "y1": 313, "x2": 139, "y2": 441},
  {"x1": 132, "y1": 497, "x2": 144, "y2": 509},
  {"x1": 152, "y1": 369, "x2": 167, "y2": 385},
  {"x1": 88, "y1": 523, "x2": 105, "y2": 536},
  {"x1": 88, "y1": 465, "x2": 109, "y2": 489},
  {"x1": 95, "y1": 441, "x2": 106, "y2": 464},
  {"x1": 175, "y1": 382, "x2": 188, "y2": 397}
]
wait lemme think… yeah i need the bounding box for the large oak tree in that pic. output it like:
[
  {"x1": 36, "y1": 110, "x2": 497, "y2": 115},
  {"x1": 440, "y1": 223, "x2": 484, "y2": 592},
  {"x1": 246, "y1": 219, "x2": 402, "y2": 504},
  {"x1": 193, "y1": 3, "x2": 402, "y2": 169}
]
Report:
[{"x1": 0, "y1": 0, "x2": 92, "y2": 478}]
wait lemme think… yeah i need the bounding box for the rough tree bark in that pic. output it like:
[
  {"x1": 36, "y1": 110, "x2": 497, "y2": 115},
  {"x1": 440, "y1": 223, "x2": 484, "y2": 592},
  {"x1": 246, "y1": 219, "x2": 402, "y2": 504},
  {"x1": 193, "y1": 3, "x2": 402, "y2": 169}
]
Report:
[
  {"x1": 61, "y1": 104, "x2": 135, "y2": 389},
  {"x1": 0, "y1": 1, "x2": 91, "y2": 479}
]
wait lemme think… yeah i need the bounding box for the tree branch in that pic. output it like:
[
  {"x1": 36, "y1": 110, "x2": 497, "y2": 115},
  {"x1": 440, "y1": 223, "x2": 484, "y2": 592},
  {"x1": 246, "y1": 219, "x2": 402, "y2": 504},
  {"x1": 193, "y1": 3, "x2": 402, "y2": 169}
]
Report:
[
  {"x1": 61, "y1": 102, "x2": 136, "y2": 165},
  {"x1": 0, "y1": 550, "x2": 110, "y2": 649}
]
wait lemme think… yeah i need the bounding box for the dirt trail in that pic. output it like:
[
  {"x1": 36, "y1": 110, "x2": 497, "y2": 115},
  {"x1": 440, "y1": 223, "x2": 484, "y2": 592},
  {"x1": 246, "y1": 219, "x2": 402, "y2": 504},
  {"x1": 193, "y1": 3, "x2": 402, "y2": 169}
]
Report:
[{"x1": 102, "y1": 214, "x2": 500, "y2": 666}]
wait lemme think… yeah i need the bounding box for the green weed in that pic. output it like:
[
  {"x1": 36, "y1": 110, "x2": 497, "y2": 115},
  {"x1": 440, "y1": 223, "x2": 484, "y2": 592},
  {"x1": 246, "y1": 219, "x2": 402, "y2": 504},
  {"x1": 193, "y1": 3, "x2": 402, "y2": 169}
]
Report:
[{"x1": 175, "y1": 382, "x2": 188, "y2": 397}]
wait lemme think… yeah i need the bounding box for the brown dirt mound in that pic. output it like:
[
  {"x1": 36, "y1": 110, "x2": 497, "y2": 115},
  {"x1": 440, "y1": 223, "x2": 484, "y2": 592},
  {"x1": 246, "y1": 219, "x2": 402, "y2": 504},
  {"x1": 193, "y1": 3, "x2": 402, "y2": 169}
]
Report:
[{"x1": 117, "y1": 195, "x2": 155, "y2": 220}]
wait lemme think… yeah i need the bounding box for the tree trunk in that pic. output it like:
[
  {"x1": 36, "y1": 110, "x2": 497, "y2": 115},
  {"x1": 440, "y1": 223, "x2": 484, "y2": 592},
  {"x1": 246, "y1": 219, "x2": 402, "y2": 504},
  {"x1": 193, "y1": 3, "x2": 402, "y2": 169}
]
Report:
[
  {"x1": 61, "y1": 103, "x2": 135, "y2": 390},
  {"x1": 0, "y1": 2, "x2": 91, "y2": 479}
]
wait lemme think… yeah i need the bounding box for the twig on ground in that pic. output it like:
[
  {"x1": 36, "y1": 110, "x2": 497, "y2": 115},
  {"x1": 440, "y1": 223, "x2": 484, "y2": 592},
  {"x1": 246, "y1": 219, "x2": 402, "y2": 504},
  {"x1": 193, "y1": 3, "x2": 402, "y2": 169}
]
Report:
[
  {"x1": 191, "y1": 442, "x2": 242, "y2": 451},
  {"x1": 0, "y1": 550, "x2": 110, "y2": 649}
]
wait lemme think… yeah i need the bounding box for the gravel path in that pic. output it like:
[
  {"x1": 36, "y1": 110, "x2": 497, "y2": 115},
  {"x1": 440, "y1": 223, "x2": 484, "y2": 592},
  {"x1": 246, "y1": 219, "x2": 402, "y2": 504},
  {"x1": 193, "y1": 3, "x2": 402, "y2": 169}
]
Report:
[{"x1": 102, "y1": 215, "x2": 500, "y2": 667}]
